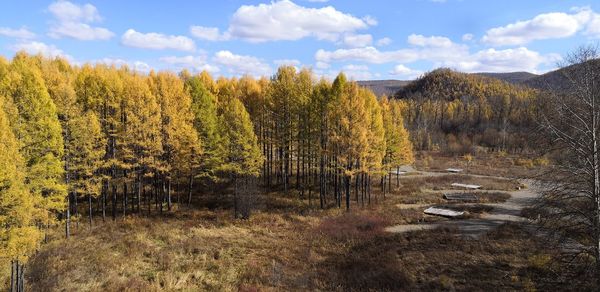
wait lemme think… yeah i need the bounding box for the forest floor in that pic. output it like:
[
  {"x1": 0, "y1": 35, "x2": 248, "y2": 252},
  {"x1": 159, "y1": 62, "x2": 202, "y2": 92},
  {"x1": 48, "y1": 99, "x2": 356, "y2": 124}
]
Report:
[{"x1": 24, "y1": 152, "x2": 593, "y2": 291}]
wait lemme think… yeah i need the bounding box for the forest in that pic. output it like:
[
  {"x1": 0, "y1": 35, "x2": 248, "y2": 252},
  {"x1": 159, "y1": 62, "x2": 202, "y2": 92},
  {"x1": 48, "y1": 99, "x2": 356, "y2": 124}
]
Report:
[
  {"x1": 396, "y1": 69, "x2": 539, "y2": 153},
  {"x1": 0, "y1": 52, "x2": 414, "y2": 285},
  {"x1": 2, "y1": 47, "x2": 600, "y2": 290}
]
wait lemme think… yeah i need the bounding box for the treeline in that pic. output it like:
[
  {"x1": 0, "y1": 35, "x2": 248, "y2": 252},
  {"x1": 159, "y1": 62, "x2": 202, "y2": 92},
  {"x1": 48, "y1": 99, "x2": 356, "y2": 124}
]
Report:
[
  {"x1": 395, "y1": 68, "x2": 539, "y2": 154},
  {"x1": 0, "y1": 53, "x2": 413, "y2": 277}
]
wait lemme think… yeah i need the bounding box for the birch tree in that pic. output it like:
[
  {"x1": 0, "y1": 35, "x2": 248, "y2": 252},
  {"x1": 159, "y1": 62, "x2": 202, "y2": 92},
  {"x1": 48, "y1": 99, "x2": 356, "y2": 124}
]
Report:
[{"x1": 537, "y1": 45, "x2": 600, "y2": 286}]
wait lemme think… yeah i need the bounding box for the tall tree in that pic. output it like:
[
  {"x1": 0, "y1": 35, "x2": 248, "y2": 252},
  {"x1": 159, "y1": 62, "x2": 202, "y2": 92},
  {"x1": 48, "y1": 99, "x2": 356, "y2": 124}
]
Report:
[
  {"x1": 536, "y1": 45, "x2": 600, "y2": 287},
  {"x1": 149, "y1": 71, "x2": 201, "y2": 210},
  {"x1": 0, "y1": 53, "x2": 66, "y2": 230},
  {"x1": 68, "y1": 111, "x2": 105, "y2": 227},
  {"x1": 121, "y1": 73, "x2": 163, "y2": 215},
  {"x1": 219, "y1": 96, "x2": 263, "y2": 218},
  {"x1": 185, "y1": 73, "x2": 223, "y2": 204},
  {"x1": 0, "y1": 95, "x2": 42, "y2": 280}
]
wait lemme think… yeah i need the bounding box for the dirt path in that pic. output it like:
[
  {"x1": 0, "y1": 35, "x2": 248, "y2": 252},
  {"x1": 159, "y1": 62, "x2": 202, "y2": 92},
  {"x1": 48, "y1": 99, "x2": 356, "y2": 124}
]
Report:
[{"x1": 385, "y1": 171, "x2": 538, "y2": 237}]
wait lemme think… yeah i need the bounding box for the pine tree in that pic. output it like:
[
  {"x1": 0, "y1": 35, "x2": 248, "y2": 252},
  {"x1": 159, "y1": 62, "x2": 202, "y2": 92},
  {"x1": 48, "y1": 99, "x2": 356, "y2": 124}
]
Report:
[
  {"x1": 0, "y1": 53, "x2": 66, "y2": 229},
  {"x1": 185, "y1": 73, "x2": 224, "y2": 205},
  {"x1": 219, "y1": 97, "x2": 263, "y2": 218},
  {"x1": 0, "y1": 95, "x2": 42, "y2": 278},
  {"x1": 363, "y1": 88, "x2": 385, "y2": 201},
  {"x1": 68, "y1": 111, "x2": 105, "y2": 226},
  {"x1": 121, "y1": 73, "x2": 163, "y2": 214},
  {"x1": 149, "y1": 71, "x2": 201, "y2": 210},
  {"x1": 40, "y1": 57, "x2": 79, "y2": 236},
  {"x1": 330, "y1": 77, "x2": 369, "y2": 210}
]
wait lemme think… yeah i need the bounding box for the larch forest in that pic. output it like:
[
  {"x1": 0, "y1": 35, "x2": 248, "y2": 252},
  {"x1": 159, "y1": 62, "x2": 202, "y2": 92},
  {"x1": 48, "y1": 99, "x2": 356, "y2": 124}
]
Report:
[{"x1": 2, "y1": 1, "x2": 600, "y2": 291}]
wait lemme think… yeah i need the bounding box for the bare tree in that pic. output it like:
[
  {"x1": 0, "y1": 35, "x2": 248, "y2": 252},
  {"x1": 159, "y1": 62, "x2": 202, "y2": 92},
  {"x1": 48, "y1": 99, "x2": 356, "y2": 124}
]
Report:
[{"x1": 537, "y1": 44, "x2": 600, "y2": 286}]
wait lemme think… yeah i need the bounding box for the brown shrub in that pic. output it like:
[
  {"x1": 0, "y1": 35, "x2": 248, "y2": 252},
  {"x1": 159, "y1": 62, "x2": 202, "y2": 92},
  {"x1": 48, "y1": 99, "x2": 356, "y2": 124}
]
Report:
[{"x1": 316, "y1": 213, "x2": 390, "y2": 242}]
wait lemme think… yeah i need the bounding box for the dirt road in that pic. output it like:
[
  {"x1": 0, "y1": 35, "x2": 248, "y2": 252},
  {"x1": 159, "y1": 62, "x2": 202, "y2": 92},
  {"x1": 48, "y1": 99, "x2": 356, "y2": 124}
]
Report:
[{"x1": 385, "y1": 171, "x2": 538, "y2": 237}]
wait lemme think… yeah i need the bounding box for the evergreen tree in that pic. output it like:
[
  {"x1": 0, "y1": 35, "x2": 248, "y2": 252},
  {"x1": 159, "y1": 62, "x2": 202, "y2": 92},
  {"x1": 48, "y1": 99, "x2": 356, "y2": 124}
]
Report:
[
  {"x1": 220, "y1": 97, "x2": 263, "y2": 218},
  {"x1": 185, "y1": 74, "x2": 224, "y2": 197}
]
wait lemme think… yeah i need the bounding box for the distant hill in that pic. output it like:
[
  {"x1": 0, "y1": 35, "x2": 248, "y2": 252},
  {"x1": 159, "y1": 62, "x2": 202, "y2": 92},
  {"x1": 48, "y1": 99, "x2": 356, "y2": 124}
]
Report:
[
  {"x1": 394, "y1": 68, "x2": 533, "y2": 100},
  {"x1": 360, "y1": 60, "x2": 600, "y2": 99},
  {"x1": 521, "y1": 59, "x2": 600, "y2": 91},
  {"x1": 475, "y1": 72, "x2": 538, "y2": 84},
  {"x1": 356, "y1": 80, "x2": 410, "y2": 97}
]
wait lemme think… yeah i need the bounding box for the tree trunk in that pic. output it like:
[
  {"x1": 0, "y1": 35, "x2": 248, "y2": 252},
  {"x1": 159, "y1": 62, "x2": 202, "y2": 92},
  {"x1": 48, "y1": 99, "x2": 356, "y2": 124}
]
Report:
[
  {"x1": 167, "y1": 178, "x2": 172, "y2": 211},
  {"x1": 188, "y1": 174, "x2": 193, "y2": 206},
  {"x1": 88, "y1": 194, "x2": 93, "y2": 228},
  {"x1": 65, "y1": 211, "x2": 71, "y2": 236},
  {"x1": 345, "y1": 174, "x2": 351, "y2": 211},
  {"x1": 123, "y1": 181, "x2": 127, "y2": 217},
  {"x1": 111, "y1": 183, "x2": 117, "y2": 220},
  {"x1": 102, "y1": 181, "x2": 106, "y2": 221}
]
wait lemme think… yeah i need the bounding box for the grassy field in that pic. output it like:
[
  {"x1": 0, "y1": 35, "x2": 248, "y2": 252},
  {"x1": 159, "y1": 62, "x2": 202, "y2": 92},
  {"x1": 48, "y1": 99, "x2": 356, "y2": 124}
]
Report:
[
  {"x1": 27, "y1": 206, "x2": 587, "y2": 291},
  {"x1": 415, "y1": 151, "x2": 548, "y2": 179},
  {"x1": 23, "y1": 153, "x2": 592, "y2": 291}
]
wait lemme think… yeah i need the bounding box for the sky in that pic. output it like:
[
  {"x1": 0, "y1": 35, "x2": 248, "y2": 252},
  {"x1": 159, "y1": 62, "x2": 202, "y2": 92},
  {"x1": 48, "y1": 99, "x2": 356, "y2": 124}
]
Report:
[{"x1": 1, "y1": 0, "x2": 599, "y2": 80}]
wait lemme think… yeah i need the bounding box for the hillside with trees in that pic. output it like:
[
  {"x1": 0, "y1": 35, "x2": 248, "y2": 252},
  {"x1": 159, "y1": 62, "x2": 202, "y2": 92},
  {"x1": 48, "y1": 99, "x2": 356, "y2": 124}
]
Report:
[{"x1": 393, "y1": 68, "x2": 539, "y2": 153}]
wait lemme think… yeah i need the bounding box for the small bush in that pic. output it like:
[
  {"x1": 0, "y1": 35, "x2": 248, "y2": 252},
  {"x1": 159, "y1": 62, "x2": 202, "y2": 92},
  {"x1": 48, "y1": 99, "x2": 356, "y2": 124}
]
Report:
[
  {"x1": 316, "y1": 213, "x2": 389, "y2": 242},
  {"x1": 533, "y1": 157, "x2": 550, "y2": 166},
  {"x1": 528, "y1": 254, "x2": 552, "y2": 271},
  {"x1": 515, "y1": 158, "x2": 534, "y2": 168}
]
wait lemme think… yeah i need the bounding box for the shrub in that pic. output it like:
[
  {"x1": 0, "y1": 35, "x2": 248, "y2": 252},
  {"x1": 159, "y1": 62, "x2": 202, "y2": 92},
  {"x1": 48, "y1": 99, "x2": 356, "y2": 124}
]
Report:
[
  {"x1": 515, "y1": 158, "x2": 534, "y2": 168},
  {"x1": 316, "y1": 213, "x2": 389, "y2": 242},
  {"x1": 534, "y1": 157, "x2": 550, "y2": 166}
]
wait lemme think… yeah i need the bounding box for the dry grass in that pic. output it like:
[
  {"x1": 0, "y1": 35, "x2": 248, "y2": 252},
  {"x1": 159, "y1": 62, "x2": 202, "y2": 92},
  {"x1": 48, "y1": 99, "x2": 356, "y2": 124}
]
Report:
[
  {"x1": 400, "y1": 174, "x2": 522, "y2": 191},
  {"x1": 315, "y1": 223, "x2": 592, "y2": 291},
  {"x1": 25, "y1": 199, "x2": 591, "y2": 291},
  {"x1": 27, "y1": 209, "x2": 320, "y2": 291},
  {"x1": 415, "y1": 151, "x2": 545, "y2": 179},
  {"x1": 22, "y1": 152, "x2": 585, "y2": 291}
]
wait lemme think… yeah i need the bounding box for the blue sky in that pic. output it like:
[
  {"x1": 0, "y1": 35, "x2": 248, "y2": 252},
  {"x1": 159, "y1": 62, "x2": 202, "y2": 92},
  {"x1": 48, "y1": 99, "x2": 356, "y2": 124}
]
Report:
[{"x1": 1, "y1": 0, "x2": 599, "y2": 80}]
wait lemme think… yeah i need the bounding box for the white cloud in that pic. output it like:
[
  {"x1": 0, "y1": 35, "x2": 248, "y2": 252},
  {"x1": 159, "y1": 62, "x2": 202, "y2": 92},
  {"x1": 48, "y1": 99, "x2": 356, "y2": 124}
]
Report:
[
  {"x1": 482, "y1": 8, "x2": 596, "y2": 46},
  {"x1": 47, "y1": 1, "x2": 114, "y2": 41},
  {"x1": 274, "y1": 59, "x2": 301, "y2": 66},
  {"x1": 315, "y1": 61, "x2": 330, "y2": 69},
  {"x1": 389, "y1": 64, "x2": 423, "y2": 79},
  {"x1": 342, "y1": 34, "x2": 373, "y2": 48},
  {"x1": 461, "y1": 33, "x2": 474, "y2": 41},
  {"x1": 160, "y1": 55, "x2": 220, "y2": 73},
  {"x1": 316, "y1": 46, "x2": 414, "y2": 64},
  {"x1": 49, "y1": 22, "x2": 113, "y2": 41},
  {"x1": 218, "y1": 0, "x2": 371, "y2": 42},
  {"x1": 189, "y1": 26, "x2": 229, "y2": 41},
  {"x1": 213, "y1": 50, "x2": 272, "y2": 77},
  {"x1": 442, "y1": 47, "x2": 561, "y2": 73},
  {"x1": 340, "y1": 64, "x2": 373, "y2": 80},
  {"x1": 11, "y1": 41, "x2": 74, "y2": 61},
  {"x1": 121, "y1": 29, "x2": 196, "y2": 52},
  {"x1": 316, "y1": 35, "x2": 468, "y2": 64},
  {"x1": 586, "y1": 13, "x2": 600, "y2": 37},
  {"x1": 93, "y1": 58, "x2": 151, "y2": 72},
  {"x1": 376, "y1": 37, "x2": 392, "y2": 46},
  {"x1": 362, "y1": 15, "x2": 378, "y2": 26},
  {"x1": 0, "y1": 27, "x2": 35, "y2": 39},
  {"x1": 48, "y1": 0, "x2": 101, "y2": 22},
  {"x1": 408, "y1": 34, "x2": 453, "y2": 47},
  {"x1": 316, "y1": 34, "x2": 558, "y2": 74}
]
